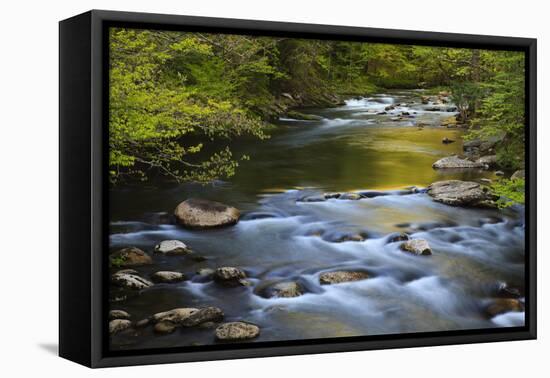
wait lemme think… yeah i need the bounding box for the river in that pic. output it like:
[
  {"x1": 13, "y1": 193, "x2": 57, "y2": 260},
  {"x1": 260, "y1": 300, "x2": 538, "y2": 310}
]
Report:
[{"x1": 109, "y1": 89, "x2": 525, "y2": 350}]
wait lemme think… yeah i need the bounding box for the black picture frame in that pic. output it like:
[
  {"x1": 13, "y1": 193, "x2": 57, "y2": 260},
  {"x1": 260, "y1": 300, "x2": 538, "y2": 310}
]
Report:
[{"x1": 59, "y1": 9, "x2": 537, "y2": 368}]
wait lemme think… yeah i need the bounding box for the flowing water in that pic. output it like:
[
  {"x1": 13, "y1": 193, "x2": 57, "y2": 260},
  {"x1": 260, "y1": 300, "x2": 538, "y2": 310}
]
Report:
[{"x1": 109, "y1": 90, "x2": 525, "y2": 351}]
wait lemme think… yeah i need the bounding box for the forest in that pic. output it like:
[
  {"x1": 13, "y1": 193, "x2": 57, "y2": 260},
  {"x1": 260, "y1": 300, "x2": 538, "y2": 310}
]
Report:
[{"x1": 109, "y1": 27, "x2": 525, "y2": 201}]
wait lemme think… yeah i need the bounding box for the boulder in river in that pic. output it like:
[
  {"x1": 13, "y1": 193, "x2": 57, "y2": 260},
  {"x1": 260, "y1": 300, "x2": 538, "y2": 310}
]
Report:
[
  {"x1": 339, "y1": 192, "x2": 362, "y2": 200},
  {"x1": 111, "y1": 270, "x2": 154, "y2": 290},
  {"x1": 151, "y1": 271, "x2": 186, "y2": 283},
  {"x1": 181, "y1": 307, "x2": 224, "y2": 327},
  {"x1": 268, "y1": 281, "x2": 304, "y2": 298},
  {"x1": 428, "y1": 180, "x2": 497, "y2": 207},
  {"x1": 496, "y1": 282, "x2": 522, "y2": 299},
  {"x1": 196, "y1": 268, "x2": 215, "y2": 277},
  {"x1": 154, "y1": 240, "x2": 192, "y2": 255},
  {"x1": 152, "y1": 308, "x2": 199, "y2": 324},
  {"x1": 174, "y1": 198, "x2": 240, "y2": 228},
  {"x1": 299, "y1": 194, "x2": 327, "y2": 203},
  {"x1": 511, "y1": 169, "x2": 525, "y2": 180},
  {"x1": 432, "y1": 155, "x2": 484, "y2": 169},
  {"x1": 109, "y1": 310, "x2": 130, "y2": 320},
  {"x1": 110, "y1": 247, "x2": 152, "y2": 267},
  {"x1": 109, "y1": 319, "x2": 132, "y2": 335},
  {"x1": 442, "y1": 137, "x2": 455, "y2": 144},
  {"x1": 215, "y1": 322, "x2": 260, "y2": 341},
  {"x1": 319, "y1": 271, "x2": 370, "y2": 285},
  {"x1": 332, "y1": 233, "x2": 366, "y2": 243},
  {"x1": 387, "y1": 232, "x2": 410, "y2": 244},
  {"x1": 154, "y1": 321, "x2": 177, "y2": 334},
  {"x1": 485, "y1": 298, "x2": 524, "y2": 317},
  {"x1": 476, "y1": 155, "x2": 498, "y2": 169},
  {"x1": 400, "y1": 239, "x2": 432, "y2": 256},
  {"x1": 213, "y1": 267, "x2": 249, "y2": 286}
]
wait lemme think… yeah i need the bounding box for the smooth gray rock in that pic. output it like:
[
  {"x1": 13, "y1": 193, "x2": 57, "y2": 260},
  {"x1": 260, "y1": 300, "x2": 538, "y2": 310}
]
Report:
[
  {"x1": 428, "y1": 180, "x2": 496, "y2": 207},
  {"x1": 174, "y1": 198, "x2": 240, "y2": 228},
  {"x1": 154, "y1": 240, "x2": 192, "y2": 255},
  {"x1": 432, "y1": 156, "x2": 484, "y2": 169}
]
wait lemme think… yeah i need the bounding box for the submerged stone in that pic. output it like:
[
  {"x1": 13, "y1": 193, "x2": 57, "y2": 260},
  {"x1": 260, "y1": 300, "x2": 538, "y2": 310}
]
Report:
[{"x1": 319, "y1": 271, "x2": 370, "y2": 285}]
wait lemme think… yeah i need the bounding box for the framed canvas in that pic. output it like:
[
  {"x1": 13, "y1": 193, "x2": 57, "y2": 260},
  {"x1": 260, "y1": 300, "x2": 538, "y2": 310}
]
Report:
[{"x1": 59, "y1": 10, "x2": 537, "y2": 368}]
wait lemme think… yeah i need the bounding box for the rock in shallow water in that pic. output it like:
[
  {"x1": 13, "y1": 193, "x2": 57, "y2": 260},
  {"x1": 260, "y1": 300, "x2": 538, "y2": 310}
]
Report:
[
  {"x1": 400, "y1": 239, "x2": 432, "y2": 256},
  {"x1": 339, "y1": 192, "x2": 362, "y2": 200},
  {"x1": 428, "y1": 180, "x2": 496, "y2": 207},
  {"x1": 476, "y1": 155, "x2": 497, "y2": 168},
  {"x1": 269, "y1": 282, "x2": 303, "y2": 298},
  {"x1": 111, "y1": 270, "x2": 154, "y2": 290},
  {"x1": 214, "y1": 267, "x2": 249, "y2": 286},
  {"x1": 181, "y1": 307, "x2": 224, "y2": 327},
  {"x1": 110, "y1": 247, "x2": 152, "y2": 267},
  {"x1": 154, "y1": 240, "x2": 192, "y2": 255},
  {"x1": 485, "y1": 298, "x2": 524, "y2": 317},
  {"x1": 151, "y1": 307, "x2": 224, "y2": 331},
  {"x1": 109, "y1": 310, "x2": 130, "y2": 320},
  {"x1": 432, "y1": 155, "x2": 484, "y2": 169},
  {"x1": 387, "y1": 232, "x2": 410, "y2": 244},
  {"x1": 152, "y1": 308, "x2": 199, "y2": 324},
  {"x1": 174, "y1": 198, "x2": 240, "y2": 228},
  {"x1": 215, "y1": 322, "x2": 260, "y2": 341},
  {"x1": 299, "y1": 194, "x2": 327, "y2": 203},
  {"x1": 109, "y1": 319, "x2": 132, "y2": 335},
  {"x1": 154, "y1": 321, "x2": 177, "y2": 334},
  {"x1": 319, "y1": 271, "x2": 370, "y2": 285},
  {"x1": 151, "y1": 271, "x2": 186, "y2": 283}
]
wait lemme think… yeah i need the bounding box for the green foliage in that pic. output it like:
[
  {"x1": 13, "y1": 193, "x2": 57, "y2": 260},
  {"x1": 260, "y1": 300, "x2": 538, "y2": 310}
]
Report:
[
  {"x1": 109, "y1": 28, "x2": 269, "y2": 184},
  {"x1": 109, "y1": 255, "x2": 126, "y2": 268},
  {"x1": 490, "y1": 178, "x2": 525, "y2": 208},
  {"x1": 109, "y1": 28, "x2": 526, "y2": 184},
  {"x1": 469, "y1": 51, "x2": 525, "y2": 170},
  {"x1": 450, "y1": 81, "x2": 483, "y2": 122}
]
